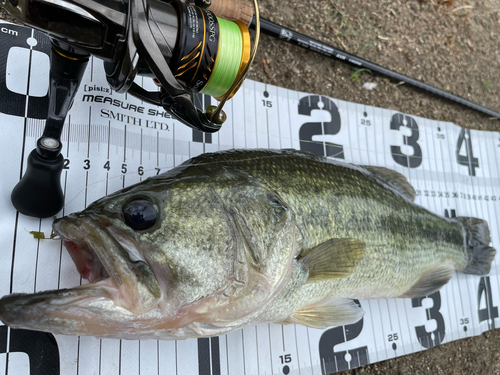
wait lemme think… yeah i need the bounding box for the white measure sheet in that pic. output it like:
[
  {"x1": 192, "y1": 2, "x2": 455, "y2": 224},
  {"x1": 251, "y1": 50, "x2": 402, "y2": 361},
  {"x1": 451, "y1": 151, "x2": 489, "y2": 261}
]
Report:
[{"x1": 0, "y1": 22, "x2": 499, "y2": 375}]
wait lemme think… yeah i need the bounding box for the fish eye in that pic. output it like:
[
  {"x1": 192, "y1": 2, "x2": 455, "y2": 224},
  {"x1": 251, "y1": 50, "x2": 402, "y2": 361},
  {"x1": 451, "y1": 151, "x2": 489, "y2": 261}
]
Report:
[{"x1": 123, "y1": 199, "x2": 157, "y2": 230}]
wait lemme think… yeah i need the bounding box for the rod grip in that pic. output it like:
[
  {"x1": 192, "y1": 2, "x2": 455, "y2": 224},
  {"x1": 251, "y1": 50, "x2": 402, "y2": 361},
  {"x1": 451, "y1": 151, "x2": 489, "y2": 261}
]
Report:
[{"x1": 209, "y1": 0, "x2": 253, "y2": 26}]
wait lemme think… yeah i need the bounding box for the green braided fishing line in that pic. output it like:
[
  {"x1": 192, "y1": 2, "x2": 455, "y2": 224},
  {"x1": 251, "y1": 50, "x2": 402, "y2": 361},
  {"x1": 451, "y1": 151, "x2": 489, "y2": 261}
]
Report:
[{"x1": 201, "y1": 17, "x2": 243, "y2": 98}]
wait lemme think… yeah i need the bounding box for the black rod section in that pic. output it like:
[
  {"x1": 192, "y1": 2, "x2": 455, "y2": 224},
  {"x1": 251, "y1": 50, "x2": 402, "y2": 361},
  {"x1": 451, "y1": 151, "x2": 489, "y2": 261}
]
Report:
[{"x1": 252, "y1": 17, "x2": 500, "y2": 120}]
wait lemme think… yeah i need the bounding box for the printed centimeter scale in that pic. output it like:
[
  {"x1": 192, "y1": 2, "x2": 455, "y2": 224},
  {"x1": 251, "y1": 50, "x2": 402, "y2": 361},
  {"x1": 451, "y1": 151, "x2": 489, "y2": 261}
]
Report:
[
  {"x1": 2, "y1": 99, "x2": 499, "y2": 375},
  {"x1": 64, "y1": 94, "x2": 488, "y2": 185}
]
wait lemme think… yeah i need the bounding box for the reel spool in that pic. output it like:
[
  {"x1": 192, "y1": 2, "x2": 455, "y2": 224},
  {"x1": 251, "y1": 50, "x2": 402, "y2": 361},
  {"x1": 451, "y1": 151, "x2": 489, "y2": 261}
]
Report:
[
  {"x1": 105, "y1": 0, "x2": 259, "y2": 130},
  {"x1": 170, "y1": 2, "x2": 250, "y2": 99},
  {"x1": 3, "y1": 0, "x2": 260, "y2": 218},
  {"x1": 105, "y1": 0, "x2": 259, "y2": 131}
]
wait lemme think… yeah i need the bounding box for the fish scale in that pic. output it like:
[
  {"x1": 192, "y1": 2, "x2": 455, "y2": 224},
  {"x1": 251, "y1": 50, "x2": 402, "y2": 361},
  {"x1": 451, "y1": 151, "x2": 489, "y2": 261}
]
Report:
[{"x1": 187, "y1": 149, "x2": 466, "y2": 298}]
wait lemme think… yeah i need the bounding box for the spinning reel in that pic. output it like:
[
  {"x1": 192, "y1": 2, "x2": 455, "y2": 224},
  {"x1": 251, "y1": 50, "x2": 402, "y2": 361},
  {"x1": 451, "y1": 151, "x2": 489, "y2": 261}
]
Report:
[{"x1": 3, "y1": 0, "x2": 259, "y2": 218}]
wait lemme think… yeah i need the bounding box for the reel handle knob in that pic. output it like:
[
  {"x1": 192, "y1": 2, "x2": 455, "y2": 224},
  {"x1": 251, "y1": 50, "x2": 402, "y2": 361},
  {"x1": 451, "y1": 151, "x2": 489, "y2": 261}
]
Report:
[
  {"x1": 209, "y1": 0, "x2": 253, "y2": 25},
  {"x1": 11, "y1": 138, "x2": 65, "y2": 218}
]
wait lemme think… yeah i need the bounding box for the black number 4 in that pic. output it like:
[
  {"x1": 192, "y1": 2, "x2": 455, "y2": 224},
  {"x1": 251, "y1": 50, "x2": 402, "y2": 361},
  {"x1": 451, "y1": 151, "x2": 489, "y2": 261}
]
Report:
[
  {"x1": 456, "y1": 128, "x2": 479, "y2": 176},
  {"x1": 477, "y1": 276, "x2": 498, "y2": 329}
]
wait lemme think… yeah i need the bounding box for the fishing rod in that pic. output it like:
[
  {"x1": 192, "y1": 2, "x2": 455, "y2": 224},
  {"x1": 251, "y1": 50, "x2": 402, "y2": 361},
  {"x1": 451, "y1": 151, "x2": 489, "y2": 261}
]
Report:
[{"x1": 250, "y1": 17, "x2": 500, "y2": 120}]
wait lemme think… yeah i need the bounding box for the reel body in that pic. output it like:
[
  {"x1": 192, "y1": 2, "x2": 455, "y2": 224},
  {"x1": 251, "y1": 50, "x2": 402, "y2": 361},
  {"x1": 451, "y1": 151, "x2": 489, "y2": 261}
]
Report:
[
  {"x1": 4, "y1": 0, "x2": 252, "y2": 131},
  {"x1": 3, "y1": 0, "x2": 259, "y2": 217}
]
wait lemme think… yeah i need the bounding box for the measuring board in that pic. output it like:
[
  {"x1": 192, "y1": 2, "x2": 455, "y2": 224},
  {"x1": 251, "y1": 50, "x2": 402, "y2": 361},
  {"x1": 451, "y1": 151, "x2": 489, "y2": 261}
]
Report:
[{"x1": 0, "y1": 22, "x2": 499, "y2": 375}]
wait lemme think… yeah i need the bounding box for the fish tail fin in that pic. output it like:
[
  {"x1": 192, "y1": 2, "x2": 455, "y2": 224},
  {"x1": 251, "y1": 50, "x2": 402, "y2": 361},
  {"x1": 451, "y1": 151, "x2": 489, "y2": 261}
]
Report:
[{"x1": 455, "y1": 217, "x2": 496, "y2": 275}]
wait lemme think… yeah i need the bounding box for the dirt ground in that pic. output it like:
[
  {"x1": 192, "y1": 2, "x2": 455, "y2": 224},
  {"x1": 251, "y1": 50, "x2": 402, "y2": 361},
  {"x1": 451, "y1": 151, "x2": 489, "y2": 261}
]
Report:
[
  {"x1": 245, "y1": 0, "x2": 500, "y2": 374},
  {"x1": 1, "y1": 0, "x2": 500, "y2": 374}
]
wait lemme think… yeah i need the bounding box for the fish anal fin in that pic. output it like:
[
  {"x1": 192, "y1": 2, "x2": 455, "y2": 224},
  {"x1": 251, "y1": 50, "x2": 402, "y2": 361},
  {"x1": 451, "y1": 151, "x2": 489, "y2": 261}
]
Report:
[
  {"x1": 363, "y1": 166, "x2": 416, "y2": 202},
  {"x1": 399, "y1": 264, "x2": 455, "y2": 298},
  {"x1": 301, "y1": 238, "x2": 366, "y2": 283},
  {"x1": 279, "y1": 298, "x2": 364, "y2": 329}
]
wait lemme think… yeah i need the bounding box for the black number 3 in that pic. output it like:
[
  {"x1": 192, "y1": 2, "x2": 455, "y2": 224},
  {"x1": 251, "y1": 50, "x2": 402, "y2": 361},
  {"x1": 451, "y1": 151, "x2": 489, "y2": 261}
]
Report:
[
  {"x1": 412, "y1": 292, "x2": 445, "y2": 348},
  {"x1": 390, "y1": 114, "x2": 422, "y2": 168}
]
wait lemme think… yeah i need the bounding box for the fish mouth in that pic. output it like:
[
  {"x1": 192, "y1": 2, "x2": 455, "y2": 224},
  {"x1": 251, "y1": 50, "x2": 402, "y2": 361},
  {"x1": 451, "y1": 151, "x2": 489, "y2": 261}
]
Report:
[
  {"x1": 0, "y1": 214, "x2": 160, "y2": 337},
  {"x1": 52, "y1": 213, "x2": 120, "y2": 285},
  {"x1": 61, "y1": 238, "x2": 111, "y2": 283}
]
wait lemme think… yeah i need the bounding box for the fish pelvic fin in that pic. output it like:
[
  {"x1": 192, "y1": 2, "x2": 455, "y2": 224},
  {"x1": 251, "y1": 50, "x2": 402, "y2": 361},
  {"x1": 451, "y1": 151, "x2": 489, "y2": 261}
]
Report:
[
  {"x1": 277, "y1": 298, "x2": 364, "y2": 329},
  {"x1": 300, "y1": 238, "x2": 366, "y2": 283},
  {"x1": 454, "y1": 217, "x2": 497, "y2": 275},
  {"x1": 399, "y1": 264, "x2": 454, "y2": 298},
  {"x1": 363, "y1": 166, "x2": 416, "y2": 202}
]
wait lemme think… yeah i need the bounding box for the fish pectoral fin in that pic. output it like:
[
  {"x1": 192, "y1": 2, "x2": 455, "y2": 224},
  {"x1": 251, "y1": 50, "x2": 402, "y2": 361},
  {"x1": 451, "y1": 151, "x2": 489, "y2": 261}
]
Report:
[
  {"x1": 300, "y1": 238, "x2": 366, "y2": 282},
  {"x1": 399, "y1": 264, "x2": 455, "y2": 298},
  {"x1": 279, "y1": 298, "x2": 364, "y2": 329},
  {"x1": 363, "y1": 166, "x2": 416, "y2": 202}
]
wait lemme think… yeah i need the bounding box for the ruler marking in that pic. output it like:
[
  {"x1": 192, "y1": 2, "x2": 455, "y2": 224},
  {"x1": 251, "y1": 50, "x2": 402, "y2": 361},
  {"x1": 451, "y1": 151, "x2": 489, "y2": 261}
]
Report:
[
  {"x1": 434, "y1": 121, "x2": 459, "y2": 340},
  {"x1": 265, "y1": 83, "x2": 270, "y2": 147},
  {"x1": 305, "y1": 328, "x2": 313, "y2": 375},
  {"x1": 468, "y1": 131, "x2": 492, "y2": 330},
  {"x1": 487, "y1": 133, "x2": 500, "y2": 314},
  {"x1": 33, "y1": 219, "x2": 42, "y2": 292},
  {"x1": 123, "y1": 125, "x2": 127, "y2": 188},
  {"x1": 255, "y1": 326, "x2": 260, "y2": 375},
  {"x1": 267, "y1": 324, "x2": 274, "y2": 375},
  {"x1": 241, "y1": 331, "x2": 246, "y2": 375},
  {"x1": 98, "y1": 340, "x2": 102, "y2": 375},
  {"x1": 211, "y1": 337, "x2": 220, "y2": 375}
]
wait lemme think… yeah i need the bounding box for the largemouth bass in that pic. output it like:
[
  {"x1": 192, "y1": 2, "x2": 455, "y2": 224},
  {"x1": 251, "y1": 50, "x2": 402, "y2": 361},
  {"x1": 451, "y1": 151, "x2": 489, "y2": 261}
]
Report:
[{"x1": 0, "y1": 149, "x2": 496, "y2": 339}]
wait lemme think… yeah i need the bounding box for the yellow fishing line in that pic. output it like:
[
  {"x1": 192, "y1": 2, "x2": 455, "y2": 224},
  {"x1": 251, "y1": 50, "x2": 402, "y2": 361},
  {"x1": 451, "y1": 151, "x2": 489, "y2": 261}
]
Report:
[{"x1": 201, "y1": 17, "x2": 243, "y2": 98}]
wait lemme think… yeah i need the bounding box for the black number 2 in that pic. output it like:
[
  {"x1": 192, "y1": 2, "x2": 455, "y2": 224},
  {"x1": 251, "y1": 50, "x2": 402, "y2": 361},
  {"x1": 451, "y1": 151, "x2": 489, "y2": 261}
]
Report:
[
  {"x1": 390, "y1": 114, "x2": 422, "y2": 168},
  {"x1": 318, "y1": 300, "x2": 368, "y2": 374},
  {"x1": 298, "y1": 95, "x2": 343, "y2": 159}
]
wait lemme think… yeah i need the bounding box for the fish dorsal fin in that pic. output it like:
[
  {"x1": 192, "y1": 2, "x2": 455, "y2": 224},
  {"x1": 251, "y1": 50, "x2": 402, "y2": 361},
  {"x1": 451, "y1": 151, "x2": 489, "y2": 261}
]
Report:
[
  {"x1": 363, "y1": 166, "x2": 416, "y2": 202},
  {"x1": 399, "y1": 264, "x2": 455, "y2": 298},
  {"x1": 300, "y1": 238, "x2": 366, "y2": 283},
  {"x1": 278, "y1": 298, "x2": 365, "y2": 329}
]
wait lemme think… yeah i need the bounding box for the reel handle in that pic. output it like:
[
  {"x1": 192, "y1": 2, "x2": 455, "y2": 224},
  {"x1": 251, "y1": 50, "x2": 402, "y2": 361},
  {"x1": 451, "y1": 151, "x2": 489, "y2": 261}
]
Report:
[
  {"x1": 208, "y1": 0, "x2": 253, "y2": 25},
  {"x1": 11, "y1": 44, "x2": 89, "y2": 218},
  {"x1": 11, "y1": 149, "x2": 65, "y2": 218}
]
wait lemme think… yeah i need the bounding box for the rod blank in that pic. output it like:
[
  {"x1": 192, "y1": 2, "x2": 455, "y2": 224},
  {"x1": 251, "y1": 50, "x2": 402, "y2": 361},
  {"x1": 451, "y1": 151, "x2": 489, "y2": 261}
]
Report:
[{"x1": 252, "y1": 17, "x2": 500, "y2": 120}]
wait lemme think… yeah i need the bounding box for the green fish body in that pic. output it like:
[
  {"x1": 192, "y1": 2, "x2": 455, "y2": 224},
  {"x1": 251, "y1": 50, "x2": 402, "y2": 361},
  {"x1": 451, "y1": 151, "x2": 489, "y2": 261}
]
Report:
[{"x1": 0, "y1": 149, "x2": 495, "y2": 338}]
